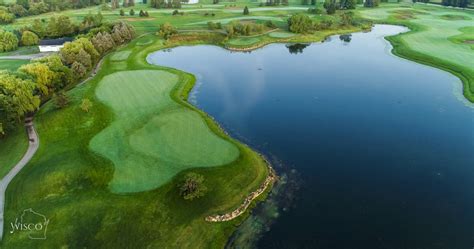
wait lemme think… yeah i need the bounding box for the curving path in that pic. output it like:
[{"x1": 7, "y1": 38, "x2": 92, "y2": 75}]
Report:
[{"x1": 0, "y1": 118, "x2": 39, "y2": 240}]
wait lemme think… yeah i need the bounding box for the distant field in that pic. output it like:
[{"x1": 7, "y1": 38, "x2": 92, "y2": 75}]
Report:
[{"x1": 0, "y1": 59, "x2": 30, "y2": 71}]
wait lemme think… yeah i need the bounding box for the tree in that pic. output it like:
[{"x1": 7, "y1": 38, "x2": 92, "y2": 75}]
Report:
[
  {"x1": 0, "y1": 10, "x2": 15, "y2": 24},
  {"x1": 71, "y1": 61, "x2": 87, "y2": 78},
  {"x1": 324, "y1": 0, "x2": 337, "y2": 14},
  {"x1": 158, "y1": 22, "x2": 177, "y2": 39},
  {"x1": 53, "y1": 91, "x2": 69, "y2": 109},
  {"x1": 21, "y1": 31, "x2": 39, "y2": 46},
  {"x1": 111, "y1": 0, "x2": 119, "y2": 9},
  {"x1": 80, "y1": 98, "x2": 93, "y2": 112},
  {"x1": 179, "y1": 173, "x2": 207, "y2": 200},
  {"x1": 364, "y1": 0, "x2": 379, "y2": 7},
  {"x1": 243, "y1": 6, "x2": 249, "y2": 15},
  {"x1": 130, "y1": 9, "x2": 135, "y2": 16},
  {"x1": 29, "y1": 2, "x2": 49, "y2": 15},
  {"x1": 287, "y1": 13, "x2": 313, "y2": 33},
  {"x1": 9, "y1": 4, "x2": 28, "y2": 17},
  {"x1": 30, "y1": 19, "x2": 45, "y2": 38},
  {"x1": 123, "y1": 0, "x2": 129, "y2": 7},
  {"x1": 0, "y1": 29, "x2": 19, "y2": 52},
  {"x1": 340, "y1": 11, "x2": 354, "y2": 26},
  {"x1": 0, "y1": 71, "x2": 40, "y2": 134},
  {"x1": 15, "y1": 0, "x2": 29, "y2": 9},
  {"x1": 19, "y1": 62, "x2": 55, "y2": 96},
  {"x1": 341, "y1": 0, "x2": 357, "y2": 9},
  {"x1": 36, "y1": 54, "x2": 73, "y2": 91},
  {"x1": 120, "y1": 9, "x2": 125, "y2": 16}
]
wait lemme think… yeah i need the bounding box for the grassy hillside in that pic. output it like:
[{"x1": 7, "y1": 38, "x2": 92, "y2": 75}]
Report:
[{"x1": 0, "y1": 128, "x2": 28, "y2": 179}]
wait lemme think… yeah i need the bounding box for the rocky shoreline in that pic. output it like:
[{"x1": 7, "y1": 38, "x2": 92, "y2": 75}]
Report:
[{"x1": 205, "y1": 162, "x2": 276, "y2": 222}]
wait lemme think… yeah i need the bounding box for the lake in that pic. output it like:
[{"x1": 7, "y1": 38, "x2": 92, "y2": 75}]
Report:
[{"x1": 147, "y1": 25, "x2": 474, "y2": 249}]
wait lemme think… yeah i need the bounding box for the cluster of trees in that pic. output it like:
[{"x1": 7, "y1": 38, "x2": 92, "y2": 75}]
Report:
[
  {"x1": 27, "y1": 12, "x2": 103, "y2": 39},
  {"x1": 0, "y1": 29, "x2": 18, "y2": 52},
  {"x1": 0, "y1": 0, "x2": 104, "y2": 24},
  {"x1": 287, "y1": 12, "x2": 355, "y2": 33},
  {"x1": 150, "y1": 0, "x2": 182, "y2": 9},
  {"x1": 225, "y1": 21, "x2": 266, "y2": 37},
  {"x1": 324, "y1": 0, "x2": 357, "y2": 13},
  {"x1": 0, "y1": 12, "x2": 104, "y2": 54},
  {"x1": 259, "y1": 0, "x2": 290, "y2": 6},
  {"x1": 364, "y1": 0, "x2": 380, "y2": 7},
  {"x1": 0, "y1": 21, "x2": 135, "y2": 138},
  {"x1": 440, "y1": 0, "x2": 470, "y2": 7},
  {"x1": 0, "y1": 28, "x2": 42, "y2": 52}
]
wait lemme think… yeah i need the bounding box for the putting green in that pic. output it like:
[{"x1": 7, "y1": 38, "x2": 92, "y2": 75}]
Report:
[
  {"x1": 110, "y1": 50, "x2": 132, "y2": 61},
  {"x1": 90, "y1": 70, "x2": 239, "y2": 193}
]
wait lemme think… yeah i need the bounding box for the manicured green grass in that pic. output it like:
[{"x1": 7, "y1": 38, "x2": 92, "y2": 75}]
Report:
[
  {"x1": 1, "y1": 33, "x2": 268, "y2": 248},
  {"x1": 90, "y1": 70, "x2": 238, "y2": 193},
  {"x1": 0, "y1": 59, "x2": 30, "y2": 71},
  {"x1": 268, "y1": 31, "x2": 296, "y2": 38},
  {"x1": 359, "y1": 3, "x2": 474, "y2": 101},
  {"x1": 0, "y1": 128, "x2": 28, "y2": 179},
  {"x1": 109, "y1": 50, "x2": 132, "y2": 61},
  {"x1": 0, "y1": 46, "x2": 39, "y2": 56},
  {"x1": 228, "y1": 37, "x2": 261, "y2": 46}
]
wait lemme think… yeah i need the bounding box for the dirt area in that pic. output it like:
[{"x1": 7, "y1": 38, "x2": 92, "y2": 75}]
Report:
[{"x1": 464, "y1": 40, "x2": 474, "y2": 44}]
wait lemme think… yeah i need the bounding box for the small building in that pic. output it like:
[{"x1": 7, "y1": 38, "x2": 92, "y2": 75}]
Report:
[{"x1": 38, "y1": 37, "x2": 74, "y2": 53}]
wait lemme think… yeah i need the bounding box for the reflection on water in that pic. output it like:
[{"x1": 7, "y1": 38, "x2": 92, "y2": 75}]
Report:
[
  {"x1": 286, "y1": 43, "x2": 310, "y2": 54},
  {"x1": 148, "y1": 25, "x2": 474, "y2": 249}
]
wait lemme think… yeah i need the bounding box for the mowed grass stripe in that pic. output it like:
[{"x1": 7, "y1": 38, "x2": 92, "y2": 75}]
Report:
[{"x1": 90, "y1": 70, "x2": 239, "y2": 193}]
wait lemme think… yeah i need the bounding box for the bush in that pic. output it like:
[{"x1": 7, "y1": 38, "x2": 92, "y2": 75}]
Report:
[
  {"x1": 21, "y1": 30, "x2": 39, "y2": 46},
  {"x1": 158, "y1": 22, "x2": 177, "y2": 39},
  {"x1": 172, "y1": 9, "x2": 179, "y2": 15},
  {"x1": 287, "y1": 13, "x2": 313, "y2": 34},
  {"x1": 8, "y1": 4, "x2": 28, "y2": 17},
  {"x1": 179, "y1": 173, "x2": 207, "y2": 200},
  {"x1": 0, "y1": 29, "x2": 18, "y2": 52},
  {"x1": 265, "y1": 20, "x2": 276, "y2": 28},
  {"x1": 0, "y1": 10, "x2": 14, "y2": 24},
  {"x1": 129, "y1": 9, "x2": 135, "y2": 16},
  {"x1": 80, "y1": 98, "x2": 93, "y2": 112},
  {"x1": 308, "y1": 7, "x2": 323, "y2": 14},
  {"x1": 243, "y1": 6, "x2": 249, "y2": 15},
  {"x1": 120, "y1": 9, "x2": 125, "y2": 16},
  {"x1": 53, "y1": 91, "x2": 69, "y2": 109}
]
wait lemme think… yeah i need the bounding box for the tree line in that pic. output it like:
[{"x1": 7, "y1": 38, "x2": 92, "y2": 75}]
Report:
[
  {"x1": 0, "y1": 12, "x2": 104, "y2": 54},
  {"x1": 0, "y1": 21, "x2": 135, "y2": 137},
  {"x1": 0, "y1": 0, "x2": 105, "y2": 24}
]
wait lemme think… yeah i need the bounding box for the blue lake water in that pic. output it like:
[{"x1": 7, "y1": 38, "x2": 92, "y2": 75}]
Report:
[{"x1": 148, "y1": 25, "x2": 474, "y2": 249}]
